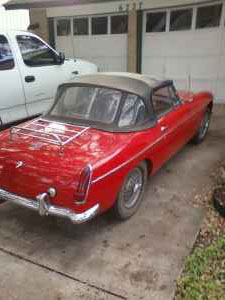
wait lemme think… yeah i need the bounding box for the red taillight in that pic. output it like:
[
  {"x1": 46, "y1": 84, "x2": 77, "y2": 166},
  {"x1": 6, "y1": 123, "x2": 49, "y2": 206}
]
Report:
[{"x1": 75, "y1": 164, "x2": 92, "y2": 204}]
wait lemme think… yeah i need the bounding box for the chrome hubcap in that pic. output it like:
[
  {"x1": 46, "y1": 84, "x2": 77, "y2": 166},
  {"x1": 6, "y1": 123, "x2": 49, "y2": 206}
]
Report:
[{"x1": 122, "y1": 168, "x2": 143, "y2": 209}]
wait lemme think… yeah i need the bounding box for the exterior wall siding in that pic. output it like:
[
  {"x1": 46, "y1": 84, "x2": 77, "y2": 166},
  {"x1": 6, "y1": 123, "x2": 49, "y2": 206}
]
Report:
[
  {"x1": 0, "y1": 0, "x2": 29, "y2": 30},
  {"x1": 46, "y1": 0, "x2": 213, "y2": 18},
  {"x1": 29, "y1": 8, "x2": 49, "y2": 41}
]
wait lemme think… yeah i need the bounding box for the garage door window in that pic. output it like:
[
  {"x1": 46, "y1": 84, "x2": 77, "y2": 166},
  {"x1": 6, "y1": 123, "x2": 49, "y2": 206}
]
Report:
[
  {"x1": 196, "y1": 4, "x2": 222, "y2": 29},
  {"x1": 0, "y1": 35, "x2": 14, "y2": 71},
  {"x1": 92, "y1": 17, "x2": 108, "y2": 35},
  {"x1": 73, "y1": 18, "x2": 88, "y2": 35},
  {"x1": 111, "y1": 15, "x2": 128, "y2": 34},
  {"x1": 146, "y1": 12, "x2": 167, "y2": 33},
  {"x1": 170, "y1": 9, "x2": 193, "y2": 31},
  {"x1": 57, "y1": 19, "x2": 71, "y2": 36}
]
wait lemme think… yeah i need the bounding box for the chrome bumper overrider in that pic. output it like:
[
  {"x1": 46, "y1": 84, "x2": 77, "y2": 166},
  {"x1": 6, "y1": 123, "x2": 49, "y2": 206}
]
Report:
[{"x1": 0, "y1": 188, "x2": 99, "y2": 224}]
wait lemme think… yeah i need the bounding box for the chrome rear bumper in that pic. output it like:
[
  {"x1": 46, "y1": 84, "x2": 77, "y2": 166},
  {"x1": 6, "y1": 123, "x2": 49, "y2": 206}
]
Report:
[{"x1": 0, "y1": 188, "x2": 99, "y2": 224}]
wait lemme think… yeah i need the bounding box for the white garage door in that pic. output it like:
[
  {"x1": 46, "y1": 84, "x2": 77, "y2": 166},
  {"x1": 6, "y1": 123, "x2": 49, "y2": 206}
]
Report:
[
  {"x1": 55, "y1": 14, "x2": 128, "y2": 72},
  {"x1": 142, "y1": 2, "x2": 225, "y2": 103}
]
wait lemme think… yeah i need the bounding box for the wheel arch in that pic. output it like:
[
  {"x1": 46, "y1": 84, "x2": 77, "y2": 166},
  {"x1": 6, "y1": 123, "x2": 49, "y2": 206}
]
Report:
[
  {"x1": 208, "y1": 101, "x2": 213, "y2": 113},
  {"x1": 144, "y1": 158, "x2": 153, "y2": 177}
]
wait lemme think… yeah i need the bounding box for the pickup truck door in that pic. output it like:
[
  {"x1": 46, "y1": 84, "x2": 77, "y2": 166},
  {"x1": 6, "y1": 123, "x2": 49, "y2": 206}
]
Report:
[
  {"x1": 0, "y1": 33, "x2": 27, "y2": 125},
  {"x1": 14, "y1": 33, "x2": 70, "y2": 117}
]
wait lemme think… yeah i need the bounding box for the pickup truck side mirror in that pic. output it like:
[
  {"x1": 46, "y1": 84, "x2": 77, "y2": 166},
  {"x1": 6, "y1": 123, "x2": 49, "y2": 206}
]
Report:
[{"x1": 57, "y1": 52, "x2": 65, "y2": 65}]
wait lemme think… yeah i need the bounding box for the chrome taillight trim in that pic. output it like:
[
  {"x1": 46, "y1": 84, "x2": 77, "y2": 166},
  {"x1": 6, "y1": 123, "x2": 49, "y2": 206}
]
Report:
[{"x1": 75, "y1": 164, "x2": 93, "y2": 205}]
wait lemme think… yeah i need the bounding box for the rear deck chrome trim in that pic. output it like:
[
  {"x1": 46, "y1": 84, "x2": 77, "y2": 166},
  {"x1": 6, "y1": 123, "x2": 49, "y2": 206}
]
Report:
[
  {"x1": 0, "y1": 188, "x2": 99, "y2": 224},
  {"x1": 10, "y1": 118, "x2": 89, "y2": 148}
]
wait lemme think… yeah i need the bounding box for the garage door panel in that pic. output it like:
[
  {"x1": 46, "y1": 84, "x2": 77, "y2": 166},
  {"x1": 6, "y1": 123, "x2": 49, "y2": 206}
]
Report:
[
  {"x1": 168, "y1": 33, "x2": 219, "y2": 57},
  {"x1": 165, "y1": 58, "x2": 191, "y2": 90},
  {"x1": 144, "y1": 31, "x2": 221, "y2": 59},
  {"x1": 215, "y1": 81, "x2": 225, "y2": 102},
  {"x1": 221, "y1": 31, "x2": 225, "y2": 51},
  {"x1": 142, "y1": 6, "x2": 224, "y2": 103},
  {"x1": 189, "y1": 31, "x2": 222, "y2": 56},
  {"x1": 164, "y1": 32, "x2": 198, "y2": 57},
  {"x1": 55, "y1": 15, "x2": 128, "y2": 72},
  {"x1": 87, "y1": 56, "x2": 127, "y2": 72},
  {"x1": 173, "y1": 79, "x2": 189, "y2": 90},
  {"x1": 216, "y1": 53, "x2": 225, "y2": 102},
  {"x1": 189, "y1": 58, "x2": 219, "y2": 96},
  {"x1": 73, "y1": 36, "x2": 127, "y2": 58},
  {"x1": 142, "y1": 57, "x2": 165, "y2": 77},
  {"x1": 191, "y1": 79, "x2": 218, "y2": 95},
  {"x1": 143, "y1": 33, "x2": 197, "y2": 58},
  {"x1": 72, "y1": 35, "x2": 127, "y2": 71},
  {"x1": 165, "y1": 57, "x2": 190, "y2": 78},
  {"x1": 71, "y1": 36, "x2": 90, "y2": 57},
  {"x1": 143, "y1": 34, "x2": 173, "y2": 57},
  {"x1": 55, "y1": 37, "x2": 74, "y2": 58},
  {"x1": 190, "y1": 57, "x2": 219, "y2": 79},
  {"x1": 217, "y1": 55, "x2": 225, "y2": 78}
]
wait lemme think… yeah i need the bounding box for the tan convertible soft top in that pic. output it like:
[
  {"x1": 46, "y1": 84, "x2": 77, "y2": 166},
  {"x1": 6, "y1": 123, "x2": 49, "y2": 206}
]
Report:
[{"x1": 60, "y1": 72, "x2": 172, "y2": 100}]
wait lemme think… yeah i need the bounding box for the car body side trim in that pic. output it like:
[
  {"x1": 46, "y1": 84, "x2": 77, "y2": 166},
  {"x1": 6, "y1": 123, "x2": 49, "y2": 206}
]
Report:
[
  {"x1": 92, "y1": 135, "x2": 163, "y2": 184},
  {"x1": 92, "y1": 105, "x2": 205, "y2": 184}
]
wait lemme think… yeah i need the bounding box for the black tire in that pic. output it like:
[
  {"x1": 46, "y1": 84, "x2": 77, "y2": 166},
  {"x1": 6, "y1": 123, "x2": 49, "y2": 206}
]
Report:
[
  {"x1": 192, "y1": 107, "x2": 211, "y2": 144},
  {"x1": 113, "y1": 162, "x2": 148, "y2": 220},
  {"x1": 213, "y1": 188, "x2": 225, "y2": 218}
]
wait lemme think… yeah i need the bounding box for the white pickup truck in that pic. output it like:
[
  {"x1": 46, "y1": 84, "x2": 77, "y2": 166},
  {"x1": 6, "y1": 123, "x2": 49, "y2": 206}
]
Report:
[{"x1": 0, "y1": 30, "x2": 97, "y2": 126}]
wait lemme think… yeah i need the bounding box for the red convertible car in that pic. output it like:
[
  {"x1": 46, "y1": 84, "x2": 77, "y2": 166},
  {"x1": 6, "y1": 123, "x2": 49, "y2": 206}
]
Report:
[{"x1": 0, "y1": 73, "x2": 213, "y2": 224}]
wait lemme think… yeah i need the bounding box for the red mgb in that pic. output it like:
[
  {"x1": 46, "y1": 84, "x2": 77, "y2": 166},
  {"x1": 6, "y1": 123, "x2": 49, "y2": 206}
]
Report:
[{"x1": 0, "y1": 73, "x2": 213, "y2": 224}]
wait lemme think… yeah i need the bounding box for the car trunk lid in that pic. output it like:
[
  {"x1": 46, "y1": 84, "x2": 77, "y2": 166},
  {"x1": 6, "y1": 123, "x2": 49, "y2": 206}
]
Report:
[{"x1": 0, "y1": 119, "x2": 132, "y2": 208}]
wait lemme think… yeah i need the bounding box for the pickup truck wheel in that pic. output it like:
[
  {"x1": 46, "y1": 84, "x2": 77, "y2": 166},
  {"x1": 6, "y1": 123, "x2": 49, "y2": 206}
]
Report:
[
  {"x1": 113, "y1": 162, "x2": 148, "y2": 220},
  {"x1": 193, "y1": 107, "x2": 211, "y2": 144}
]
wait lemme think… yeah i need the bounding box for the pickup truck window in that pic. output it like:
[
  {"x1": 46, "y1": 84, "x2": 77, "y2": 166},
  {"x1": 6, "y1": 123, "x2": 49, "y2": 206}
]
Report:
[
  {"x1": 0, "y1": 35, "x2": 14, "y2": 71},
  {"x1": 17, "y1": 35, "x2": 58, "y2": 67}
]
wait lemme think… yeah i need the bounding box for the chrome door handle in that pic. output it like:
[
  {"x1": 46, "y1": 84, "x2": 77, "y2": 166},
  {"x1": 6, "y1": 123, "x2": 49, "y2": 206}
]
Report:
[{"x1": 161, "y1": 126, "x2": 168, "y2": 133}]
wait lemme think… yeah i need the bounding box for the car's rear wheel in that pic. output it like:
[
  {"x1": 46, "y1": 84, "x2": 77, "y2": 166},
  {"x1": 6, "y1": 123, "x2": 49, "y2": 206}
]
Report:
[
  {"x1": 113, "y1": 162, "x2": 148, "y2": 220},
  {"x1": 192, "y1": 107, "x2": 211, "y2": 144}
]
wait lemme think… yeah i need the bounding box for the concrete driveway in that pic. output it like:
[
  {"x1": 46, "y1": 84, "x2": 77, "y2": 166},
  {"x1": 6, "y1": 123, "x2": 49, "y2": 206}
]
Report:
[{"x1": 0, "y1": 107, "x2": 224, "y2": 300}]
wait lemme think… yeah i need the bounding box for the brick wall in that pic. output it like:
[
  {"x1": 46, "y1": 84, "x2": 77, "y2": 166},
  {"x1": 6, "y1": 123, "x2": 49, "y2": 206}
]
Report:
[{"x1": 29, "y1": 8, "x2": 49, "y2": 42}]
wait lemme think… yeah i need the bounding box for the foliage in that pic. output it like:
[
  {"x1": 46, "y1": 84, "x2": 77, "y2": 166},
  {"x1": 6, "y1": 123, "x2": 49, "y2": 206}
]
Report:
[
  {"x1": 176, "y1": 162, "x2": 225, "y2": 300},
  {"x1": 177, "y1": 237, "x2": 225, "y2": 300}
]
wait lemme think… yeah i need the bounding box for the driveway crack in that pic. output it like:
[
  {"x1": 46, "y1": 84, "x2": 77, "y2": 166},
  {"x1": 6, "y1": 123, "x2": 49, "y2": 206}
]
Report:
[{"x1": 0, "y1": 246, "x2": 126, "y2": 300}]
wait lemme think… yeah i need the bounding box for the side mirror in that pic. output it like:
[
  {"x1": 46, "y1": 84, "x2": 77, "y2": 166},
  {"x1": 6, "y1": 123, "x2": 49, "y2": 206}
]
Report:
[{"x1": 57, "y1": 52, "x2": 65, "y2": 65}]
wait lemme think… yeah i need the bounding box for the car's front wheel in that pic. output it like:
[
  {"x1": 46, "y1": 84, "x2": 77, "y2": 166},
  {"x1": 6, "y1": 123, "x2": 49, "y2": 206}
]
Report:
[
  {"x1": 113, "y1": 162, "x2": 148, "y2": 220},
  {"x1": 193, "y1": 107, "x2": 211, "y2": 144}
]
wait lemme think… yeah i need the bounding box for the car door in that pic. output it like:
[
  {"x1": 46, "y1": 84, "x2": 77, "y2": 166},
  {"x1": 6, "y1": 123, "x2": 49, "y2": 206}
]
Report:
[
  {"x1": 15, "y1": 33, "x2": 67, "y2": 117},
  {"x1": 151, "y1": 84, "x2": 193, "y2": 163},
  {"x1": 0, "y1": 33, "x2": 27, "y2": 125}
]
